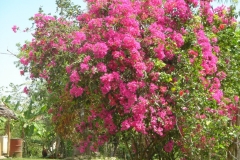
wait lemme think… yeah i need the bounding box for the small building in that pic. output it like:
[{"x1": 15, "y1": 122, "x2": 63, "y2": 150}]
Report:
[{"x1": 0, "y1": 104, "x2": 17, "y2": 158}]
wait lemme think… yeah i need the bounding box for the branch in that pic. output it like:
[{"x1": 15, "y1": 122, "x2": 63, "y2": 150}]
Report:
[
  {"x1": 7, "y1": 49, "x2": 17, "y2": 57},
  {"x1": 0, "y1": 52, "x2": 13, "y2": 56},
  {"x1": 122, "y1": 132, "x2": 134, "y2": 160},
  {"x1": 0, "y1": 50, "x2": 17, "y2": 57}
]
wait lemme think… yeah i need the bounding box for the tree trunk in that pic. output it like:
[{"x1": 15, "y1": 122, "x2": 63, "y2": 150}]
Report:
[
  {"x1": 227, "y1": 105, "x2": 240, "y2": 160},
  {"x1": 236, "y1": 106, "x2": 240, "y2": 160}
]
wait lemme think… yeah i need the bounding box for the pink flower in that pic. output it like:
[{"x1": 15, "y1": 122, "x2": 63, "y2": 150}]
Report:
[
  {"x1": 101, "y1": 84, "x2": 111, "y2": 94},
  {"x1": 234, "y1": 96, "x2": 239, "y2": 103},
  {"x1": 48, "y1": 108, "x2": 53, "y2": 114},
  {"x1": 90, "y1": 146, "x2": 97, "y2": 152},
  {"x1": 70, "y1": 85, "x2": 84, "y2": 97},
  {"x1": 211, "y1": 37, "x2": 218, "y2": 43},
  {"x1": 164, "y1": 140, "x2": 174, "y2": 153},
  {"x1": 96, "y1": 62, "x2": 107, "y2": 72},
  {"x1": 83, "y1": 56, "x2": 91, "y2": 63},
  {"x1": 79, "y1": 145, "x2": 86, "y2": 154},
  {"x1": 212, "y1": 89, "x2": 223, "y2": 103},
  {"x1": 200, "y1": 114, "x2": 206, "y2": 119},
  {"x1": 122, "y1": 34, "x2": 140, "y2": 49},
  {"x1": 160, "y1": 86, "x2": 167, "y2": 93},
  {"x1": 150, "y1": 72, "x2": 160, "y2": 81},
  {"x1": 196, "y1": 30, "x2": 218, "y2": 75},
  {"x1": 156, "y1": 126, "x2": 164, "y2": 135},
  {"x1": 149, "y1": 22, "x2": 164, "y2": 38},
  {"x1": 30, "y1": 73, "x2": 35, "y2": 79},
  {"x1": 72, "y1": 31, "x2": 86, "y2": 45},
  {"x1": 134, "y1": 62, "x2": 147, "y2": 77},
  {"x1": 216, "y1": 71, "x2": 226, "y2": 81},
  {"x1": 127, "y1": 81, "x2": 138, "y2": 93},
  {"x1": 132, "y1": 120, "x2": 147, "y2": 134},
  {"x1": 92, "y1": 42, "x2": 108, "y2": 58},
  {"x1": 88, "y1": 18, "x2": 103, "y2": 29},
  {"x1": 154, "y1": 44, "x2": 165, "y2": 60},
  {"x1": 23, "y1": 87, "x2": 29, "y2": 94},
  {"x1": 149, "y1": 83, "x2": 158, "y2": 93},
  {"x1": 112, "y1": 51, "x2": 123, "y2": 59},
  {"x1": 12, "y1": 25, "x2": 18, "y2": 33},
  {"x1": 20, "y1": 57, "x2": 29, "y2": 66},
  {"x1": 39, "y1": 69, "x2": 49, "y2": 80},
  {"x1": 66, "y1": 65, "x2": 72, "y2": 74},
  {"x1": 70, "y1": 70, "x2": 80, "y2": 83},
  {"x1": 213, "y1": 46, "x2": 220, "y2": 53},
  {"x1": 29, "y1": 51, "x2": 33, "y2": 58},
  {"x1": 172, "y1": 32, "x2": 184, "y2": 47},
  {"x1": 100, "y1": 73, "x2": 114, "y2": 84},
  {"x1": 80, "y1": 63, "x2": 89, "y2": 72},
  {"x1": 20, "y1": 70, "x2": 24, "y2": 75}
]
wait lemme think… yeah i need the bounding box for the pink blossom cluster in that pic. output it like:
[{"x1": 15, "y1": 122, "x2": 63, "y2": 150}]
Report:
[
  {"x1": 34, "y1": 13, "x2": 56, "y2": 28},
  {"x1": 72, "y1": 31, "x2": 86, "y2": 45},
  {"x1": 196, "y1": 30, "x2": 218, "y2": 75},
  {"x1": 23, "y1": 86, "x2": 29, "y2": 94},
  {"x1": 69, "y1": 85, "x2": 84, "y2": 98},
  {"x1": 199, "y1": 1, "x2": 214, "y2": 24},
  {"x1": 164, "y1": 140, "x2": 174, "y2": 153},
  {"x1": 12, "y1": 25, "x2": 18, "y2": 33},
  {"x1": 20, "y1": 57, "x2": 29, "y2": 66}
]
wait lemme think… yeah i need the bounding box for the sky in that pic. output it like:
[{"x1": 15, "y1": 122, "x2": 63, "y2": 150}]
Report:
[{"x1": 0, "y1": 1, "x2": 239, "y2": 92}]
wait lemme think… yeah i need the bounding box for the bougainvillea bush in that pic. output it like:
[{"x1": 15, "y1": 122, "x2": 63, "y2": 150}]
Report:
[{"x1": 16, "y1": 0, "x2": 240, "y2": 159}]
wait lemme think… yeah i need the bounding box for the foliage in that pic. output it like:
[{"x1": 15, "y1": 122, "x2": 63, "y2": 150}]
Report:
[
  {"x1": 16, "y1": 0, "x2": 240, "y2": 159},
  {"x1": 56, "y1": 0, "x2": 83, "y2": 19}
]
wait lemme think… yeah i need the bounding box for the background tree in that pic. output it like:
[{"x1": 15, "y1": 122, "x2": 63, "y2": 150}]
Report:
[{"x1": 0, "y1": 83, "x2": 56, "y2": 158}]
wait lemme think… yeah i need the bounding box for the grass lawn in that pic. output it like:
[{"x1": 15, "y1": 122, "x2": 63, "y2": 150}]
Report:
[
  {"x1": 3, "y1": 158, "x2": 116, "y2": 160},
  {"x1": 4, "y1": 158, "x2": 58, "y2": 160}
]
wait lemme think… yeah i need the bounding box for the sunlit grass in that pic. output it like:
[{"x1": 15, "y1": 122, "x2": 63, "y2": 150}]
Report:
[{"x1": 4, "y1": 158, "x2": 58, "y2": 160}]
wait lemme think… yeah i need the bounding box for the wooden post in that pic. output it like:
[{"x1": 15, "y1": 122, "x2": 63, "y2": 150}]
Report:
[
  {"x1": 56, "y1": 134, "x2": 60, "y2": 158},
  {"x1": 0, "y1": 137, "x2": 2, "y2": 156},
  {"x1": 7, "y1": 118, "x2": 10, "y2": 157}
]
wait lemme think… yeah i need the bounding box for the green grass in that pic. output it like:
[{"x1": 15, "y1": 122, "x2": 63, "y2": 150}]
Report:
[
  {"x1": 4, "y1": 158, "x2": 58, "y2": 160},
  {"x1": 4, "y1": 158, "x2": 117, "y2": 160}
]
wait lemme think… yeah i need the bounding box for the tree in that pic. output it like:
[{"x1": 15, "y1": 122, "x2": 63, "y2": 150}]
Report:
[{"x1": 16, "y1": 0, "x2": 240, "y2": 159}]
